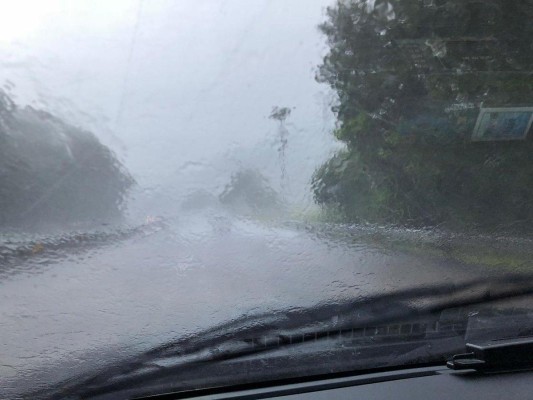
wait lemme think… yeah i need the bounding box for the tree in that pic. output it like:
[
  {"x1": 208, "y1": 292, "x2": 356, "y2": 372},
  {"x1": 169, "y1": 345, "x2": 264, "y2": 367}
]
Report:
[
  {"x1": 219, "y1": 169, "x2": 282, "y2": 216},
  {"x1": 0, "y1": 90, "x2": 134, "y2": 229},
  {"x1": 313, "y1": 0, "x2": 533, "y2": 231}
]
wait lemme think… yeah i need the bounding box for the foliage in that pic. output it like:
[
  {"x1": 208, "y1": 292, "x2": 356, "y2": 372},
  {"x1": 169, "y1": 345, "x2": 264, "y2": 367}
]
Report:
[
  {"x1": 219, "y1": 169, "x2": 282, "y2": 215},
  {"x1": 269, "y1": 106, "x2": 292, "y2": 122},
  {"x1": 0, "y1": 91, "x2": 134, "y2": 228},
  {"x1": 313, "y1": 0, "x2": 533, "y2": 231}
]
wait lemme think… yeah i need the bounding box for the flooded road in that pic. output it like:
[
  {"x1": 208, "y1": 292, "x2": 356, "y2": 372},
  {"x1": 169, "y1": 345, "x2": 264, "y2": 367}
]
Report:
[{"x1": 0, "y1": 209, "x2": 487, "y2": 399}]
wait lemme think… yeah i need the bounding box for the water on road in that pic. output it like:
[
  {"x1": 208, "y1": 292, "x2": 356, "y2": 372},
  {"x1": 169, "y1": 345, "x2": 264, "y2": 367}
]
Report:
[{"x1": 0, "y1": 208, "x2": 484, "y2": 398}]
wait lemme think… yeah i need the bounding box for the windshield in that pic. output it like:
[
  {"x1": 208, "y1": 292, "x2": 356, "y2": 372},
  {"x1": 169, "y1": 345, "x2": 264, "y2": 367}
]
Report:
[{"x1": 1, "y1": 1, "x2": 533, "y2": 399}]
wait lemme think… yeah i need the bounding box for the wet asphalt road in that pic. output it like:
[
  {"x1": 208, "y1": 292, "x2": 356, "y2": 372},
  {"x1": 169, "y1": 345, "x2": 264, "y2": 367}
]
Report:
[{"x1": 0, "y1": 211, "x2": 488, "y2": 399}]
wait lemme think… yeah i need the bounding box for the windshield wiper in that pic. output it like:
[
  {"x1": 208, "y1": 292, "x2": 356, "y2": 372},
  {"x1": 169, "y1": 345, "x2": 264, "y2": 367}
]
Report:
[
  {"x1": 42, "y1": 274, "x2": 533, "y2": 400},
  {"x1": 448, "y1": 337, "x2": 533, "y2": 372}
]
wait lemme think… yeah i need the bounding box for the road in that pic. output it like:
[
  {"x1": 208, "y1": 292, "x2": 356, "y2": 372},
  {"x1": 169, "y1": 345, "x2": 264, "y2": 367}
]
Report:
[{"x1": 0, "y1": 209, "x2": 495, "y2": 399}]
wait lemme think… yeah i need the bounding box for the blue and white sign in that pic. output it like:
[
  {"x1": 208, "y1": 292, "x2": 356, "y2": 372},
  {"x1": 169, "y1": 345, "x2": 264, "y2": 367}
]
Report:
[{"x1": 472, "y1": 107, "x2": 533, "y2": 141}]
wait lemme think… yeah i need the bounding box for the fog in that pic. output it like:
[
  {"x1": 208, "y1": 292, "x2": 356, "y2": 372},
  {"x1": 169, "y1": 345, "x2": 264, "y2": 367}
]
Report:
[{"x1": 0, "y1": 0, "x2": 339, "y2": 217}]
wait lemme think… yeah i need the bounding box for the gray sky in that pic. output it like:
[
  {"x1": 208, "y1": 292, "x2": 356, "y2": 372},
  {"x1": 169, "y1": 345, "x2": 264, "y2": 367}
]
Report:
[{"x1": 0, "y1": 0, "x2": 340, "y2": 206}]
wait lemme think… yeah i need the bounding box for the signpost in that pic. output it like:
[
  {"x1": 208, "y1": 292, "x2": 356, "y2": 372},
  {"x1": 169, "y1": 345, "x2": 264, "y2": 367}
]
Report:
[{"x1": 472, "y1": 107, "x2": 533, "y2": 141}]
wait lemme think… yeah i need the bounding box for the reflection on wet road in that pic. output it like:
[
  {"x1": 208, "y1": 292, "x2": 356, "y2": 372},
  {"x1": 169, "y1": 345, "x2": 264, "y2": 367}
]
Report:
[{"x1": 0, "y1": 211, "x2": 489, "y2": 398}]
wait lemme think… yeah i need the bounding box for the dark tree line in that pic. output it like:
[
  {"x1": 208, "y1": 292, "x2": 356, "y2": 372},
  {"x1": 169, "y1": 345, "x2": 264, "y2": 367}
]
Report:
[
  {"x1": 313, "y1": 0, "x2": 533, "y2": 232},
  {"x1": 0, "y1": 91, "x2": 134, "y2": 229}
]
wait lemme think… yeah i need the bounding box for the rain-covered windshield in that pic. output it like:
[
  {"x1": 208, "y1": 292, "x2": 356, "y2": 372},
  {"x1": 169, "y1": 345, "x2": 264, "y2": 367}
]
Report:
[{"x1": 1, "y1": 1, "x2": 533, "y2": 399}]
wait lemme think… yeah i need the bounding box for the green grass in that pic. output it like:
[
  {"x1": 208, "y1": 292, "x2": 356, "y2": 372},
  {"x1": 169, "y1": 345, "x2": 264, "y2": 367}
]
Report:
[
  {"x1": 368, "y1": 234, "x2": 533, "y2": 273},
  {"x1": 259, "y1": 205, "x2": 533, "y2": 274},
  {"x1": 448, "y1": 246, "x2": 533, "y2": 272}
]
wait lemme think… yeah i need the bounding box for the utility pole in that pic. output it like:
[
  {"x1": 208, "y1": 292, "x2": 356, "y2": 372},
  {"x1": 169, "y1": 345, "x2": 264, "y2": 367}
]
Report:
[{"x1": 269, "y1": 106, "x2": 291, "y2": 195}]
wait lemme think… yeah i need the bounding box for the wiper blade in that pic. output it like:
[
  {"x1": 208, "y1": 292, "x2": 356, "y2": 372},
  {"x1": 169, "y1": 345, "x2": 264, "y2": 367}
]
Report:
[
  {"x1": 141, "y1": 273, "x2": 533, "y2": 361},
  {"x1": 44, "y1": 274, "x2": 533, "y2": 399}
]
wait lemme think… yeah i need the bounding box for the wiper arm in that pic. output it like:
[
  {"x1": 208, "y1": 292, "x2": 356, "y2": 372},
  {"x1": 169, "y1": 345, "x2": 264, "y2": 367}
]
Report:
[
  {"x1": 45, "y1": 274, "x2": 533, "y2": 399},
  {"x1": 448, "y1": 337, "x2": 533, "y2": 372}
]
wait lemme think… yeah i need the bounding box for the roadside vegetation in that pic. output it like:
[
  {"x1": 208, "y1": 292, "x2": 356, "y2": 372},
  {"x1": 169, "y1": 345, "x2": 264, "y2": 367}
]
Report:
[
  {"x1": 0, "y1": 90, "x2": 134, "y2": 230},
  {"x1": 219, "y1": 168, "x2": 285, "y2": 219},
  {"x1": 312, "y1": 0, "x2": 533, "y2": 234}
]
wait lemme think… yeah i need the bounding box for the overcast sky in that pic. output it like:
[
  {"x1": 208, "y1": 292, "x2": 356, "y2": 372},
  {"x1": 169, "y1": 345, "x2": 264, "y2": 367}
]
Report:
[{"x1": 0, "y1": 0, "x2": 340, "y2": 206}]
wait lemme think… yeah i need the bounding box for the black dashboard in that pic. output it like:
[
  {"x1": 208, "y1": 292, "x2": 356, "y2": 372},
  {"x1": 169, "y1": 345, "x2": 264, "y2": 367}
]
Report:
[{"x1": 165, "y1": 366, "x2": 533, "y2": 400}]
